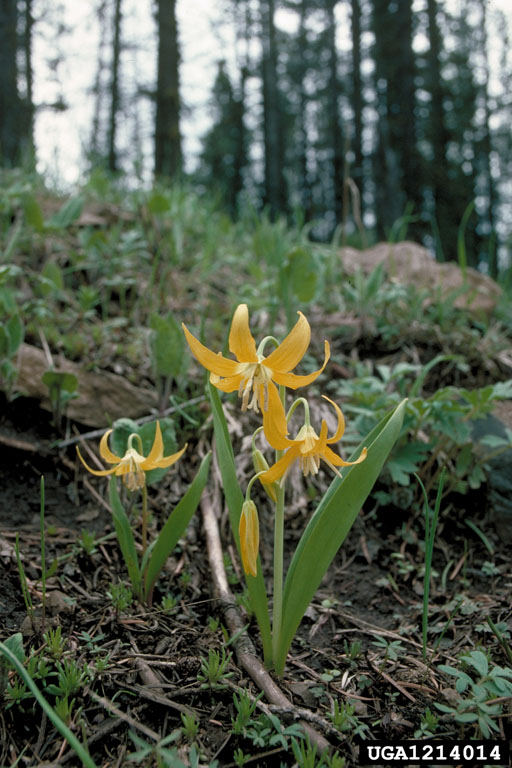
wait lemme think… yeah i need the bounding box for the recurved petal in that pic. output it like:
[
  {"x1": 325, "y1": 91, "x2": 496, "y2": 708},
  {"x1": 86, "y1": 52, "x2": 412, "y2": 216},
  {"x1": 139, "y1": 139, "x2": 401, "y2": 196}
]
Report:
[
  {"x1": 145, "y1": 421, "x2": 164, "y2": 464},
  {"x1": 146, "y1": 443, "x2": 188, "y2": 470},
  {"x1": 210, "y1": 372, "x2": 242, "y2": 392},
  {"x1": 98, "y1": 430, "x2": 122, "y2": 464},
  {"x1": 272, "y1": 341, "x2": 330, "y2": 389},
  {"x1": 76, "y1": 447, "x2": 117, "y2": 476},
  {"x1": 264, "y1": 311, "x2": 311, "y2": 372},
  {"x1": 260, "y1": 447, "x2": 299, "y2": 484},
  {"x1": 228, "y1": 304, "x2": 258, "y2": 362},
  {"x1": 262, "y1": 383, "x2": 292, "y2": 450},
  {"x1": 322, "y1": 395, "x2": 346, "y2": 444},
  {"x1": 182, "y1": 323, "x2": 243, "y2": 377},
  {"x1": 322, "y1": 444, "x2": 368, "y2": 467}
]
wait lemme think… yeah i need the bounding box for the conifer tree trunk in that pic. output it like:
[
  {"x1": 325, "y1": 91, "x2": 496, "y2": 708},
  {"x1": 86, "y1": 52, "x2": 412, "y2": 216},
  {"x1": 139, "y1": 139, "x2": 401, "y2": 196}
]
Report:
[
  {"x1": 0, "y1": 0, "x2": 23, "y2": 166},
  {"x1": 297, "y1": 0, "x2": 312, "y2": 219},
  {"x1": 155, "y1": 0, "x2": 181, "y2": 179},
  {"x1": 426, "y1": 0, "x2": 450, "y2": 259},
  {"x1": 350, "y1": 0, "x2": 364, "y2": 209},
  {"x1": 108, "y1": 0, "x2": 122, "y2": 172},
  {"x1": 478, "y1": 0, "x2": 497, "y2": 277},
  {"x1": 261, "y1": 0, "x2": 287, "y2": 217},
  {"x1": 325, "y1": 0, "x2": 344, "y2": 226}
]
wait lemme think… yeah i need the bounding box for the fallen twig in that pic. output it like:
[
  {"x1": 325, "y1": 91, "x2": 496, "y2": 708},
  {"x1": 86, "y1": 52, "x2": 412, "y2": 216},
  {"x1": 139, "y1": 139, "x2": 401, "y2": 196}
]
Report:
[{"x1": 200, "y1": 479, "x2": 331, "y2": 754}]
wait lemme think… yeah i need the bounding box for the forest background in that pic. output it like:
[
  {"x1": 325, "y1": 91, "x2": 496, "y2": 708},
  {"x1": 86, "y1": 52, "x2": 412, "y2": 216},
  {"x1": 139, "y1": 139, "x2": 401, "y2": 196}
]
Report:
[{"x1": 1, "y1": 0, "x2": 512, "y2": 273}]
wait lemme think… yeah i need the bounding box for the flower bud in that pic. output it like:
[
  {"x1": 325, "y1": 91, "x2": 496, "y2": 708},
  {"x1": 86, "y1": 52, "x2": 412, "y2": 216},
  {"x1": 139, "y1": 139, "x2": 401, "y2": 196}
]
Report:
[
  {"x1": 253, "y1": 449, "x2": 277, "y2": 503},
  {"x1": 239, "y1": 500, "x2": 260, "y2": 578}
]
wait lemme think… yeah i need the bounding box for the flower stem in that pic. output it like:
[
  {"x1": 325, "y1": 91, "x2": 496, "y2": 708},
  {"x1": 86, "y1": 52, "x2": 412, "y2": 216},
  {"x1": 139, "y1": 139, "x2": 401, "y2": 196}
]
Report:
[
  {"x1": 272, "y1": 481, "x2": 285, "y2": 666},
  {"x1": 141, "y1": 485, "x2": 148, "y2": 556},
  {"x1": 272, "y1": 384, "x2": 287, "y2": 668}
]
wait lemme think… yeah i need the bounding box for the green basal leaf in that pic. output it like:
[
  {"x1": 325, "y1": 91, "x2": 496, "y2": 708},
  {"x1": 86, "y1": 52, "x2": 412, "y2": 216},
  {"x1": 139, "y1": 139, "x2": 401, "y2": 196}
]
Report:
[
  {"x1": 284, "y1": 247, "x2": 317, "y2": 303},
  {"x1": 42, "y1": 370, "x2": 79, "y2": 394},
  {"x1": 150, "y1": 312, "x2": 185, "y2": 378},
  {"x1": 275, "y1": 399, "x2": 406, "y2": 674},
  {"x1": 23, "y1": 194, "x2": 44, "y2": 231},
  {"x1": 144, "y1": 452, "x2": 211, "y2": 602},
  {"x1": 109, "y1": 478, "x2": 142, "y2": 599},
  {"x1": 6, "y1": 313, "x2": 23, "y2": 356},
  {"x1": 208, "y1": 382, "x2": 272, "y2": 665},
  {"x1": 0, "y1": 327, "x2": 9, "y2": 359},
  {"x1": 45, "y1": 196, "x2": 84, "y2": 229}
]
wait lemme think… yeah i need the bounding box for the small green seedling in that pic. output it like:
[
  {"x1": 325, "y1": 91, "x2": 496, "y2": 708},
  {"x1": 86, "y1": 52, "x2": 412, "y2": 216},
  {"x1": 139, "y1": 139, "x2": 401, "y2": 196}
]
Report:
[{"x1": 197, "y1": 648, "x2": 233, "y2": 690}]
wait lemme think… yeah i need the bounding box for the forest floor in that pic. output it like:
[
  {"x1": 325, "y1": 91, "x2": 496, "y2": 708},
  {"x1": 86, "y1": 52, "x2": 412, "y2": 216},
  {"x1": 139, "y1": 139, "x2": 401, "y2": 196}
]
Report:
[{"x1": 0, "y1": 181, "x2": 511, "y2": 767}]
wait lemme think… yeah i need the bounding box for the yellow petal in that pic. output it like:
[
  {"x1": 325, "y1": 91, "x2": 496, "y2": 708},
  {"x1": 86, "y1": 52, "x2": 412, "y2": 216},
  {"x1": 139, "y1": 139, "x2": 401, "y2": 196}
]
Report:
[
  {"x1": 228, "y1": 304, "x2": 258, "y2": 362},
  {"x1": 260, "y1": 447, "x2": 299, "y2": 484},
  {"x1": 145, "y1": 421, "x2": 164, "y2": 464},
  {"x1": 262, "y1": 384, "x2": 292, "y2": 451},
  {"x1": 98, "y1": 430, "x2": 122, "y2": 464},
  {"x1": 272, "y1": 341, "x2": 330, "y2": 388},
  {"x1": 146, "y1": 443, "x2": 187, "y2": 470},
  {"x1": 210, "y1": 372, "x2": 242, "y2": 392},
  {"x1": 264, "y1": 311, "x2": 311, "y2": 372},
  {"x1": 239, "y1": 500, "x2": 259, "y2": 578},
  {"x1": 182, "y1": 323, "x2": 243, "y2": 377},
  {"x1": 76, "y1": 446, "x2": 117, "y2": 476},
  {"x1": 322, "y1": 395, "x2": 346, "y2": 444},
  {"x1": 322, "y1": 444, "x2": 367, "y2": 467}
]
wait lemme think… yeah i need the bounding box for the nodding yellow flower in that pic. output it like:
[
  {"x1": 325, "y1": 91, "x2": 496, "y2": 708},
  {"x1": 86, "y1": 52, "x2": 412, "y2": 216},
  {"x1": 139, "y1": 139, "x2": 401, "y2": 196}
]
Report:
[
  {"x1": 182, "y1": 304, "x2": 330, "y2": 424},
  {"x1": 239, "y1": 499, "x2": 260, "y2": 578},
  {"x1": 77, "y1": 422, "x2": 187, "y2": 492},
  {"x1": 261, "y1": 396, "x2": 367, "y2": 484}
]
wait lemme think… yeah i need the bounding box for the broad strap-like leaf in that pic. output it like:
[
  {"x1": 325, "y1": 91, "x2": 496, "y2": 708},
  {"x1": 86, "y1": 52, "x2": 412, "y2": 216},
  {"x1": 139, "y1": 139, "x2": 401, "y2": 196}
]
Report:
[
  {"x1": 275, "y1": 399, "x2": 407, "y2": 674},
  {"x1": 109, "y1": 478, "x2": 142, "y2": 599},
  {"x1": 144, "y1": 452, "x2": 211, "y2": 602},
  {"x1": 208, "y1": 382, "x2": 272, "y2": 665}
]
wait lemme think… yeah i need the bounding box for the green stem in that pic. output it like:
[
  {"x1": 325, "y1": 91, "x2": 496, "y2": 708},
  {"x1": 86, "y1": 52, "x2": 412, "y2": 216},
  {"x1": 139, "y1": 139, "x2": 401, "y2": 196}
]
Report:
[
  {"x1": 272, "y1": 384, "x2": 287, "y2": 668},
  {"x1": 141, "y1": 485, "x2": 148, "y2": 556},
  {"x1": 272, "y1": 482, "x2": 285, "y2": 665},
  {"x1": 40, "y1": 476, "x2": 46, "y2": 635}
]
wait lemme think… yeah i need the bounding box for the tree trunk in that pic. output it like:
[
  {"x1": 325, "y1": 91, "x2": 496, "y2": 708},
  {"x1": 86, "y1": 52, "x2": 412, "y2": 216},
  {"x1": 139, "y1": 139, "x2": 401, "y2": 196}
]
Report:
[
  {"x1": 261, "y1": 0, "x2": 287, "y2": 217},
  {"x1": 108, "y1": 0, "x2": 123, "y2": 172},
  {"x1": 350, "y1": 0, "x2": 363, "y2": 209},
  {"x1": 325, "y1": 0, "x2": 344, "y2": 226},
  {"x1": 297, "y1": 0, "x2": 312, "y2": 219},
  {"x1": 478, "y1": 0, "x2": 497, "y2": 278},
  {"x1": 154, "y1": 0, "x2": 181, "y2": 179},
  {"x1": 0, "y1": 0, "x2": 23, "y2": 166},
  {"x1": 426, "y1": 0, "x2": 449, "y2": 259}
]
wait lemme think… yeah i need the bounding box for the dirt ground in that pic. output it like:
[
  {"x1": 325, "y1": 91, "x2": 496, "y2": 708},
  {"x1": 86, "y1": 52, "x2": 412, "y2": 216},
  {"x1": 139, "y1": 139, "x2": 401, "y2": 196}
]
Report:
[{"x1": 1, "y1": 375, "x2": 511, "y2": 767}]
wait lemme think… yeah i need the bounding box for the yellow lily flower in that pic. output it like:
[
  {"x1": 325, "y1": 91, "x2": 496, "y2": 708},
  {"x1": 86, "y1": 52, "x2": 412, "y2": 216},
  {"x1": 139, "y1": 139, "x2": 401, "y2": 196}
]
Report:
[
  {"x1": 261, "y1": 396, "x2": 367, "y2": 484},
  {"x1": 182, "y1": 304, "x2": 330, "y2": 421},
  {"x1": 77, "y1": 422, "x2": 187, "y2": 492},
  {"x1": 239, "y1": 499, "x2": 260, "y2": 578}
]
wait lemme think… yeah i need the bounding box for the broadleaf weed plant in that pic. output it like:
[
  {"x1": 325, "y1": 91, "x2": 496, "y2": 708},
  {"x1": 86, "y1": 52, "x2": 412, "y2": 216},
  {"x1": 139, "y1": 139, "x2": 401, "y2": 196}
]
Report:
[
  {"x1": 328, "y1": 362, "x2": 512, "y2": 500},
  {"x1": 77, "y1": 418, "x2": 211, "y2": 604},
  {"x1": 183, "y1": 304, "x2": 405, "y2": 673},
  {"x1": 436, "y1": 649, "x2": 512, "y2": 738}
]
